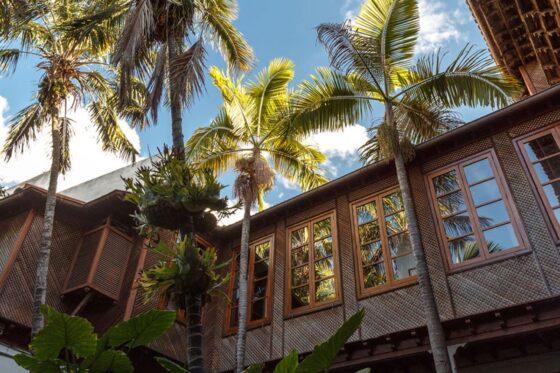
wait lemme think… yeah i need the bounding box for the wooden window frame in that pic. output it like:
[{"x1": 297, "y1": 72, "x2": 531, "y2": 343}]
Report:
[
  {"x1": 426, "y1": 149, "x2": 528, "y2": 271},
  {"x1": 350, "y1": 187, "x2": 418, "y2": 298},
  {"x1": 515, "y1": 124, "x2": 560, "y2": 241},
  {"x1": 224, "y1": 235, "x2": 275, "y2": 335},
  {"x1": 285, "y1": 211, "x2": 341, "y2": 318}
]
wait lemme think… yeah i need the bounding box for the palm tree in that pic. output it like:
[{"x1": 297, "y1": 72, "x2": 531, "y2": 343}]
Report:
[
  {"x1": 125, "y1": 154, "x2": 231, "y2": 373},
  {"x1": 68, "y1": 0, "x2": 255, "y2": 155},
  {"x1": 186, "y1": 58, "x2": 329, "y2": 372},
  {"x1": 0, "y1": 1, "x2": 141, "y2": 337},
  {"x1": 287, "y1": 1, "x2": 522, "y2": 371}
]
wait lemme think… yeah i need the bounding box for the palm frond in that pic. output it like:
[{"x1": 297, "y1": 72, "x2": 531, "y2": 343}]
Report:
[
  {"x1": 59, "y1": 116, "x2": 74, "y2": 174},
  {"x1": 200, "y1": 0, "x2": 254, "y2": 71},
  {"x1": 88, "y1": 100, "x2": 138, "y2": 162},
  {"x1": 2, "y1": 103, "x2": 45, "y2": 160},
  {"x1": 146, "y1": 45, "x2": 167, "y2": 124},
  {"x1": 397, "y1": 45, "x2": 523, "y2": 108},
  {"x1": 0, "y1": 49, "x2": 21, "y2": 74},
  {"x1": 170, "y1": 38, "x2": 206, "y2": 106}
]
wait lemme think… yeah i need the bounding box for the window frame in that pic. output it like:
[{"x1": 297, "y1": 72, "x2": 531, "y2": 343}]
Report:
[
  {"x1": 426, "y1": 149, "x2": 527, "y2": 271},
  {"x1": 224, "y1": 234, "x2": 275, "y2": 335},
  {"x1": 350, "y1": 187, "x2": 418, "y2": 298},
  {"x1": 285, "y1": 211, "x2": 341, "y2": 317},
  {"x1": 515, "y1": 124, "x2": 560, "y2": 240}
]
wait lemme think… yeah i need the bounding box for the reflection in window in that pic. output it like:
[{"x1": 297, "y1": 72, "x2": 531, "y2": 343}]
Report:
[
  {"x1": 228, "y1": 238, "x2": 273, "y2": 329},
  {"x1": 288, "y1": 215, "x2": 338, "y2": 312},
  {"x1": 430, "y1": 154, "x2": 522, "y2": 266},
  {"x1": 353, "y1": 190, "x2": 415, "y2": 293},
  {"x1": 522, "y1": 131, "x2": 560, "y2": 228}
]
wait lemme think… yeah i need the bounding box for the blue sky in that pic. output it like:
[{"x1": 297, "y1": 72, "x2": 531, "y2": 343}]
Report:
[{"x1": 0, "y1": 0, "x2": 494, "y2": 219}]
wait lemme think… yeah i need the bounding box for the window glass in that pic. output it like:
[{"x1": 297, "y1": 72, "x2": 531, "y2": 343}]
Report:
[
  {"x1": 543, "y1": 182, "x2": 560, "y2": 207},
  {"x1": 464, "y1": 159, "x2": 493, "y2": 184},
  {"x1": 470, "y1": 179, "x2": 501, "y2": 205},
  {"x1": 483, "y1": 224, "x2": 518, "y2": 253},
  {"x1": 476, "y1": 201, "x2": 509, "y2": 227},
  {"x1": 524, "y1": 134, "x2": 559, "y2": 161},
  {"x1": 534, "y1": 155, "x2": 560, "y2": 183},
  {"x1": 433, "y1": 170, "x2": 460, "y2": 196},
  {"x1": 449, "y1": 236, "x2": 479, "y2": 264},
  {"x1": 363, "y1": 263, "x2": 386, "y2": 288}
]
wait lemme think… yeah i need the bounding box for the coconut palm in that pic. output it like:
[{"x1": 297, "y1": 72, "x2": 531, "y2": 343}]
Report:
[
  {"x1": 186, "y1": 58, "x2": 328, "y2": 372},
  {"x1": 286, "y1": 1, "x2": 522, "y2": 371},
  {"x1": 0, "y1": 1, "x2": 141, "y2": 337},
  {"x1": 67, "y1": 0, "x2": 255, "y2": 155}
]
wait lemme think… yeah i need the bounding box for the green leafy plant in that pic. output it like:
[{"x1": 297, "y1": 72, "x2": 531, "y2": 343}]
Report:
[
  {"x1": 0, "y1": 184, "x2": 6, "y2": 198},
  {"x1": 123, "y1": 148, "x2": 233, "y2": 232},
  {"x1": 14, "y1": 305, "x2": 176, "y2": 373}
]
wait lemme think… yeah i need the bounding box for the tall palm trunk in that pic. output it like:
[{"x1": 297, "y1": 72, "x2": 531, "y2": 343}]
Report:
[
  {"x1": 185, "y1": 293, "x2": 204, "y2": 373},
  {"x1": 386, "y1": 104, "x2": 451, "y2": 373},
  {"x1": 235, "y1": 202, "x2": 251, "y2": 373},
  {"x1": 167, "y1": 36, "x2": 185, "y2": 156},
  {"x1": 31, "y1": 117, "x2": 62, "y2": 338}
]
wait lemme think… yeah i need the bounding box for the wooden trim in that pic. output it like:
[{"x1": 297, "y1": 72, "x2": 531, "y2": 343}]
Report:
[
  {"x1": 224, "y1": 234, "x2": 275, "y2": 336},
  {"x1": 113, "y1": 236, "x2": 135, "y2": 299},
  {"x1": 425, "y1": 149, "x2": 528, "y2": 271},
  {"x1": 514, "y1": 123, "x2": 560, "y2": 242},
  {"x1": 124, "y1": 239, "x2": 149, "y2": 320},
  {"x1": 0, "y1": 210, "x2": 35, "y2": 291},
  {"x1": 519, "y1": 65, "x2": 537, "y2": 95},
  {"x1": 284, "y1": 210, "x2": 341, "y2": 318},
  {"x1": 63, "y1": 233, "x2": 86, "y2": 292},
  {"x1": 349, "y1": 186, "x2": 418, "y2": 299},
  {"x1": 87, "y1": 224, "x2": 110, "y2": 284}
]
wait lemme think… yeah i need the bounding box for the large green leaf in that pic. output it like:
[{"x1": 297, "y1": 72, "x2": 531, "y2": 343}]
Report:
[
  {"x1": 273, "y1": 351, "x2": 298, "y2": 373},
  {"x1": 90, "y1": 350, "x2": 134, "y2": 373},
  {"x1": 106, "y1": 310, "x2": 176, "y2": 349},
  {"x1": 13, "y1": 354, "x2": 62, "y2": 373},
  {"x1": 295, "y1": 309, "x2": 365, "y2": 373},
  {"x1": 156, "y1": 356, "x2": 189, "y2": 373},
  {"x1": 31, "y1": 305, "x2": 97, "y2": 360}
]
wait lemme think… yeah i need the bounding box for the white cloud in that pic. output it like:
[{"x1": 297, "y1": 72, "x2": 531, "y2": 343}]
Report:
[
  {"x1": 306, "y1": 124, "x2": 368, "y2": 159},
  {"x1": 341, "y1": 0, "x2": 361, "y2": 20},
  {"x1": 416, "y1": 0, "x2": 469, "y2": 53},
  {"x1": 0, "y1": 96, "x2": 141, "y2": 191},
  {"x1": 219, "y1": 199, "x2": 272, "y2": 226}
]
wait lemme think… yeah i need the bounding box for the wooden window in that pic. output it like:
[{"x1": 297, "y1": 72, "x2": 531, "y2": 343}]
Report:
[
  {"x1": 517, "y1": 126, "x2": 560, "y2": 237},
  {"x1": 427, "y1": 151, "x2": 525, "y2": 269},
  {"x1": 225, "y1": 236, "x2": 274, "y2": 334},
  {"x1": 351, "y1": 189, "x2": 417, "y2": 296},
  {"x1": 286, "y1": 212, "x2": 340, "y2": 315}
]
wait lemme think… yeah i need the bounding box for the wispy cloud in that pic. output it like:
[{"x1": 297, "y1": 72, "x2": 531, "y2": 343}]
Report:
[
  {"x1": 306, "y1": 124, "x2": 368, "y2": 160},
  {"x1": 341, "y1": 0, "x2": 361, "y2": 20},
  {"x1": 0, "y1": 96, "x2": 142, "y2": 190},
  {"x1": 416, "y1": 0, "x2": 470, "y2": 53}
]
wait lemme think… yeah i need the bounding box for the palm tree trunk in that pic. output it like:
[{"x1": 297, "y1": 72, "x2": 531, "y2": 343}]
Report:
[
  {"x1": 387, "y1": 103, "x2": 451, "y2": 373},
  {"x1": 31, "y1": 118, "x2": 62, "y2": 338},
  {"x1": 235, "y1": 202, "x2": 251, "y2": 373},
  {"x1": 185, "y1": 293, "x2": 204, "y2": 373},
  {"x1": 167, "y1": 36, "x2": 185, "y2": 157}
]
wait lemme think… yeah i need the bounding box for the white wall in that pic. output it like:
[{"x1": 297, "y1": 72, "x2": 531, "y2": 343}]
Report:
[{"x1": 0, "y1": 344, "x2": 28, "y2": 373}]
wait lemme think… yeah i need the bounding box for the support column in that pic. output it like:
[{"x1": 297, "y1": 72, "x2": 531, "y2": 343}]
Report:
[{"x1": 447, "y1": 343, "x2": 465, "y2": 373}]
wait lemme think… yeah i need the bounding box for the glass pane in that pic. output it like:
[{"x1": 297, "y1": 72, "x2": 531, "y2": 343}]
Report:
[
  {"x1": 253, "y1": 259, "x2": 269, "y2": 279},
  {"x1": 388, "y1": 233, "x2": 412, "y2": 257},
  {"x1": 291, "y1": 245, "x2": 309, "y2": 267},
  {"x1": 313, "y1": 218, "x2": 332, "y2": 240},
  {"x1": 315, "y1": 278, "x2": 336, "y2": 302},
  {"x1": 543, "y1": 182, "x2": 560, "y2": 207},
  {"x1": 291, "y1": 286, "x2": 310, "y2": 309},
  {"x1": 534, "y1": 155, "x2": 560, "y2": 183},
  {"x1": 253, "y1": 278, "x2": 267, "y2": 299},
  {"x1": 484, "y1": 224, "x2": 518, "y2": 253},
  {"x1": 363, "y1": 262, "x2": 387, "y2": 288},
  {"x1": 358, "y1": 222, "x2": 380, "y2": 244},
  {"x1": 438, "y1": 191, "x2": 466, "y2": 217},
  {"x1": 251, "y1": 299, "x2": 265, "y2": 321},
  {"x1": 361, "y1": 241, "x2": 383, "y2": 265},
  {"x1": 470, "y1": 179, "x2": 501, "y2": 205},
  {"x1": 477, "y1": 200, "x2": 510, "y2": 228},
  {"x1": 255, "y1": 241, "x2": 270, "y2": 261},
  {"x1": 392, "y1": 254, "x2": 416, "y2": 280},
  {"x1": 230, "y1": 307, "x2": 238, "y2": 327},
  {"x1": 443, "y1": 213, "x2": 473, "y2": 239},
  {"x1": 291, "y1": 227, "x2": 308, "y2": 248},
  {"x1": 383, "y1": 191, "x2": 404, "y2": 215},
  {"x1": 357, "y1": 202, "x2": 377, "y2": 225},
  {"x1": 449, "y1": 235, "x2": 479, "y2": 264},
  {"x1": 525, "y1": 134, "x2": 559, "y2": 161},
  {"x1": 385, "y1": 211, "x2": 407, "y2": 235},
  {"x1": 314, "y1": 257, "x2": 334, "y2": 280},
  {"x1": 291, "y1": 265, "x2": 309, "y2": 287},
  {"x1": 464, "y1": 159, "x2": 494, "y2": 185},
  {"x1": 433, "y1": 170, "x2": 460, "y2": 197},
  {"x1": 314, "y1": 236, "x2": 333, "y2": 259}
]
